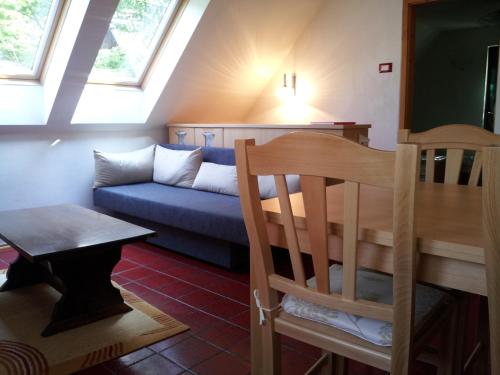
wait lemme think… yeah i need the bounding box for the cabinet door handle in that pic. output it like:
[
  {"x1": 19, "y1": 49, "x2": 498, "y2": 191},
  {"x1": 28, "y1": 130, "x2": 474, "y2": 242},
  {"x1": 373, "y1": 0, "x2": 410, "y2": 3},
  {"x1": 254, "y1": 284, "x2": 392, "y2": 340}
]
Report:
[
  {"x1": 176, "y1": 130, "x2": 187, "y2": 145},
  {"x1": 202, "y1": 131, "x2": 215, "y2": 147}
]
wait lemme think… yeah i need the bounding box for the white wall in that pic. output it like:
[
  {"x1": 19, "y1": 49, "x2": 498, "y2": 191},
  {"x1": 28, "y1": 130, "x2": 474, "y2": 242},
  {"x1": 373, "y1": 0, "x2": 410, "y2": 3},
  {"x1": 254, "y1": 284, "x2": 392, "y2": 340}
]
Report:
[
  {"x1": 0, "y1": 128, "x2": 166, "y2": 211},
  {"x1": 245, "y1": 0, "x2": 404, "y2": 150}
]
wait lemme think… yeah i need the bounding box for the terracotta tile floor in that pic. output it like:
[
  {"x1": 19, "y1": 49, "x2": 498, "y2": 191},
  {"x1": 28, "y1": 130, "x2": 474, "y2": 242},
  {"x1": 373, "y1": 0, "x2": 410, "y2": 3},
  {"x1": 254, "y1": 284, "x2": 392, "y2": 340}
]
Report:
[{"x1": 0, "y1": 243, "x2": 438, "y2": 375}]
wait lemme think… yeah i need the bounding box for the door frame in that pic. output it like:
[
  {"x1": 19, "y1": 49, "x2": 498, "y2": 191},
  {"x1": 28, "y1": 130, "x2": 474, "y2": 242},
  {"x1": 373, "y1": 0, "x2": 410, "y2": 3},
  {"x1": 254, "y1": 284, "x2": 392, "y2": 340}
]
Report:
[{"x1": 399, "y1": 0, "x2": 442, "y2": 130}]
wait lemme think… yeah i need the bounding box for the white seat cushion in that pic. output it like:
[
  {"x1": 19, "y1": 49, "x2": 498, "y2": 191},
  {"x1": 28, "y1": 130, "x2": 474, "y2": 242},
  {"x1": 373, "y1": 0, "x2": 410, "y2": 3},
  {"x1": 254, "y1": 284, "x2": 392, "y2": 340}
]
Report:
[{"x1": 281, "y1": 264, "x2": 447, "y2": 346}]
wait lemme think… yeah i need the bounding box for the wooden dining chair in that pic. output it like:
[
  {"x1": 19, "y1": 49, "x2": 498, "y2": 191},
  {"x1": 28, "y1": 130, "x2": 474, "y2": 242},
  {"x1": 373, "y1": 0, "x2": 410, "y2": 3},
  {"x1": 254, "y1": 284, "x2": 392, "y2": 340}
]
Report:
[
  {"x1": 398, "y1": 124, "x2": 500, "y2": 186},
  {"x1": 482, "y1": 146, "x2": 500, "y2": 375},
  {"x1": 399, "y1": 124, "x2": 500, "y2": 374},
  {"x1": 236, "y1": 132, "x2": 456, "y2": 375}
]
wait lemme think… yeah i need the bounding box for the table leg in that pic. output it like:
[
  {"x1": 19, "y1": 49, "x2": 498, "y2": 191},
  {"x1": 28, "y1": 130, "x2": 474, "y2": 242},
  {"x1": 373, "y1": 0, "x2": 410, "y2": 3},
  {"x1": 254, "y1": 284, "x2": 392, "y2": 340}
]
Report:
[
  {"x1": 0, "y1": 255, "x2": 45, "y2": 291},
  {"x1": 41, "y1": 246, "x2": 131, "y2": 337}
]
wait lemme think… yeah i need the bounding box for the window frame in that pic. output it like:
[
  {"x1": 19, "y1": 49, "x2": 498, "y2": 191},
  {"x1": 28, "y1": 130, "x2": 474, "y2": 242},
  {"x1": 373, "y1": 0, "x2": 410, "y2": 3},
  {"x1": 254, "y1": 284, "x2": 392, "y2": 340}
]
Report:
[
  {"x1": 0, "y1": 0, "x2": 65, "y2": 81},
  {"x1": 87, "y1": 0, "x2": 183, "y2": 87}
]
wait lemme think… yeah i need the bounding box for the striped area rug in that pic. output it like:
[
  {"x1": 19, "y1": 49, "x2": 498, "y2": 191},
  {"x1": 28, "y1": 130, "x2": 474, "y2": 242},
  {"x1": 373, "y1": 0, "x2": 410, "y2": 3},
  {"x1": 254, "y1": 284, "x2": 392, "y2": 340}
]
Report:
[{"x1": 0, "y1": 270, "x2": 189, "y2": 375}]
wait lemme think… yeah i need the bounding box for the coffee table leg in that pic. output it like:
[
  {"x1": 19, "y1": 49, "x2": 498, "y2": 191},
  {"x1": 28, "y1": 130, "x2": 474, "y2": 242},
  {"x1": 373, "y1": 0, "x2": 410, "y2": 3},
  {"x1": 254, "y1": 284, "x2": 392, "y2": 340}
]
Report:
[
  {"x1": 42, "y1": 246, "x2": 132, "y2": 337},
  {"x1": 0, "y1": 255, "x2": 45, "y2": 292}
]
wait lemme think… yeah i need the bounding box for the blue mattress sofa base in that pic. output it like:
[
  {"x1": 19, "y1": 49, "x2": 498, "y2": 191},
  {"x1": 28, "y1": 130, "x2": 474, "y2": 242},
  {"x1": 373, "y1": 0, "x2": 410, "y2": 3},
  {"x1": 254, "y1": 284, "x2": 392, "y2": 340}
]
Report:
[
  {"x1": 94, "y1": 183, "x2": 248, "y2": 246},
  {"x1": 102, "y1": 211, "x2": 248, "y2": 269},
  {"x1": 93, "y1": 144, "x2": 249, "y2": 269}
]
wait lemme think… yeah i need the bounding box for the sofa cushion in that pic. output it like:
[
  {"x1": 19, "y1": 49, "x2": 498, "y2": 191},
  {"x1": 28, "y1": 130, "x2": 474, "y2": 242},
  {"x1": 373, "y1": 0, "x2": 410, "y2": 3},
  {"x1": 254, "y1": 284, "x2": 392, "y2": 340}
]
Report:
[
  {"x1": 153, "y1": 146, "x2": 202, "y2": 188},
  {"x1": 192, "y1": 162, "x2": 239, "y2": 196},
  {"x1": 160, "y1": 144, "x2": 236, "y2": 166},
  {"x1": 93, "y1": 182, "x2": 248, "y2": 245},
  {"x1": 258, "y1": 175, "x2": 301, "y2": 199},
  {"x1": 93, "y1": 145, "x2": 155, "y2": 188}
]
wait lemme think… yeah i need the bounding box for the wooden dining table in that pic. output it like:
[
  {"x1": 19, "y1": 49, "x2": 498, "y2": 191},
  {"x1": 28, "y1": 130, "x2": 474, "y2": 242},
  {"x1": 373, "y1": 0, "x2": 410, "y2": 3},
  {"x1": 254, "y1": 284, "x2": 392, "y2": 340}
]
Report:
[{"x1": 250, "y1": 181, "x2": 497, "y2": 374}]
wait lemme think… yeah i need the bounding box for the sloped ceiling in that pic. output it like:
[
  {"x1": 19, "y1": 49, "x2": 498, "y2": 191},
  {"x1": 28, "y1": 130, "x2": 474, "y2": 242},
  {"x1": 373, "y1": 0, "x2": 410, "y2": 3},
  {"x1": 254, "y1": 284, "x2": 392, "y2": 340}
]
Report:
[{"x1": 147, "y1": 0, "x2": 326, "y2": 126}]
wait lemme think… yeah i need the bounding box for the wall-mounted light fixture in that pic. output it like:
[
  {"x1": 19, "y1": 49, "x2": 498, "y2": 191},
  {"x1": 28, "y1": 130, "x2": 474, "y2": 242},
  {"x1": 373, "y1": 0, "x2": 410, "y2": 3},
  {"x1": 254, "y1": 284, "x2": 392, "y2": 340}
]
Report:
[
  {"x1": 283, "y1": 73, "x2": 296, "y2": 96},
  {"x1": 278, "y1": 73, "x2": 297, "y2": 100}
]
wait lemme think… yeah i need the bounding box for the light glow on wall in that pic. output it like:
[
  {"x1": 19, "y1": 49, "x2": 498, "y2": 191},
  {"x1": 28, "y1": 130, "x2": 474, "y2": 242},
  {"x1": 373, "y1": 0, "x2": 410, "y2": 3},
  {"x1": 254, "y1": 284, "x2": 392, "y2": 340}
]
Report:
[{"x1": 275, "y1": 74, "x2": 315, "y2": 122}]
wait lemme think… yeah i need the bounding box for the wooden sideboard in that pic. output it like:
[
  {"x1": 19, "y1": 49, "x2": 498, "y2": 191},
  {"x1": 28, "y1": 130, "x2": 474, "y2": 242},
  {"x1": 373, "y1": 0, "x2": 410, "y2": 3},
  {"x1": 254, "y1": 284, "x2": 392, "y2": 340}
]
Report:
[{"x1": 167, "y1": 123, "x2": 371, "y2": 148}]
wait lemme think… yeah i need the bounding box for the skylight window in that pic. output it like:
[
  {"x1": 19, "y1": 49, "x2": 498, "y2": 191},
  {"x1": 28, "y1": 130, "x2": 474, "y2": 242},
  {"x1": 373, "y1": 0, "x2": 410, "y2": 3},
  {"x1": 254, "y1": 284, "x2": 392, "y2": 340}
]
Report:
[
  {"x1": 0, "y1": 0, "x2": 61, "y2": 80},
  {"x1": 88, "y1": 0, "x2": 181, "y2": 86}
]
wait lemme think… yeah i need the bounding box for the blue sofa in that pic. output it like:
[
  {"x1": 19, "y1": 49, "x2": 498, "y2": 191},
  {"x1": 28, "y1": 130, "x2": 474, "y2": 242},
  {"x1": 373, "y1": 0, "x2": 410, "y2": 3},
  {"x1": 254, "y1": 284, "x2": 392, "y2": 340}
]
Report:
[{"x1": 93, "y1": 144, "x2": 249, "y2": 268}]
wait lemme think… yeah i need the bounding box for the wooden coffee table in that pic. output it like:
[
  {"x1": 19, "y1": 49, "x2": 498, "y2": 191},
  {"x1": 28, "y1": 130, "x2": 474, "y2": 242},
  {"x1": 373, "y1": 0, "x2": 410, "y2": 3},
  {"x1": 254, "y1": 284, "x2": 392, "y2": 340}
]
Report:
[{"x1": 0, "y1": 204, "x2": 155, "y2": 337}]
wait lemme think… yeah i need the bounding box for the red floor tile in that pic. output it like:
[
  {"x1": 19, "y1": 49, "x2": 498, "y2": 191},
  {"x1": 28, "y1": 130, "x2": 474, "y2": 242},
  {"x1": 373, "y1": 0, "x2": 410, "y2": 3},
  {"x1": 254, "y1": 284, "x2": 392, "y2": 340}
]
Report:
[
  {"x1": 112, "y1": 274, "x2": 130, "y2": 285},
  {"x1": 121, "y1": 248, "x2": 164, "y2": 267},
  {"x1": 76, "y1": 364, "x2": 115, "y2": 375},
  {"x1": 158, "y1": 279, "x2": 198, "y2": 298},
  {"x1": 120, "y1": 267, "x2": 161, "y2": 281},
  {"x1": 281, "y1": 347, "x2": 318, "y2": 375},
  {"x1": 183, "y1": 272, "x2": 226, "y2": 287},
  {"x1": 116, "y1": 354, "x2": 184, "y2": 375},
  {"x1": 160, "y1": 336, "x2": 221, "y2": 369},
  {"x1": 228, "y1": 310, "x2": 250, "y2": 330},
  {"x1": 139, "y1": 273, "x2": 177, "y2": 289},
  {"x1": 149, "y1": 331, "x2": 192, "y2": 353},
  {"x1": 192, "y1": 352, "x2": 250, "y2": 375},
  {"x1": 104, "y1": 348, "x2": 154, "y2": 371},
  {"x1": 196, "y1": 322, "x2": 249, "y2": 351},
  {"x1": 202, "y1": 298, "x2": 248, "y2": 319},
  {"x1": 178, "y1": 288, "x2": 223, "y2": 309},
  {"x1": 176, "y1": 310, "x2": 226, "y2": 334},
  {"x1": 145, "y1": 258, "x2": 181, "y2": 273},
  {"x1": 0, "y1": 249, "x2": 18, "y2": 263},
  {"x1": 121, "y1": 282, "x2": 151, "y2": 297},
  {"x1": 281, "y1": 335, "x2": 321, "y2": 359},
  {"x1": 138, "y1": 289, "x2": 174, "y2": 308},
  {"x1": 158, "y1": 300, "x2": 196, "y2": 320},
  {"x1": 113, "y1": 260, "x2": 139, "y2": 274},
  {"x1": 229, "y1": 337, "x2": 251, "y2": 362},
  {"x1": 205, "y1": 279, "x2": 250, "y2": 305}
]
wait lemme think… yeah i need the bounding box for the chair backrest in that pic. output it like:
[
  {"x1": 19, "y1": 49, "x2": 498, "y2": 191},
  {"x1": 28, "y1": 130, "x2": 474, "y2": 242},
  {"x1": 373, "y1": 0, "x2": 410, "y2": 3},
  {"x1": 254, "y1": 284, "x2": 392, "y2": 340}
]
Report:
[
  {"x1": 236, "y1": 132, "x2": 419, "y2": 373},
  {"x1": 482, "y1": 146, "x2": 500, "y2": 373},
  {"x1": 399, "y1": 124, "x2": 500, "y2": 186}
]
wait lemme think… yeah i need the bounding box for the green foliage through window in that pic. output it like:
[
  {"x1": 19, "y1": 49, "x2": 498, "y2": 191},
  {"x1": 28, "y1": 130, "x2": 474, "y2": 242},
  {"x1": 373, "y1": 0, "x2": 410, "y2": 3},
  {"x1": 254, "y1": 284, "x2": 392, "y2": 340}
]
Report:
[
  {"x1": 0, "y1": 0, "x2": 57, "y2": 76},
  {"x1": 90, "y1": 0, "x2": 176, "y2": 84}
]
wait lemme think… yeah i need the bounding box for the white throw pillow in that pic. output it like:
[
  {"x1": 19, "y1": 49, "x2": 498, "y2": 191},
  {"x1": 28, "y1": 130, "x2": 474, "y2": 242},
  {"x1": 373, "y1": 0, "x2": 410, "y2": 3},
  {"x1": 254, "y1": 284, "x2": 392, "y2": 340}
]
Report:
[
  {"x1": 153, "y1": 146, "x2": 202, "y2": 188},
  {"x1": 94, "y1": 145, "x2": 155, "y2": 188},
  {"x1": 192, "y1": 162, "x2": 239, "y2": 196},
  {"x1": 258, "y1": 175, "x2": 301, "y2": 199}
]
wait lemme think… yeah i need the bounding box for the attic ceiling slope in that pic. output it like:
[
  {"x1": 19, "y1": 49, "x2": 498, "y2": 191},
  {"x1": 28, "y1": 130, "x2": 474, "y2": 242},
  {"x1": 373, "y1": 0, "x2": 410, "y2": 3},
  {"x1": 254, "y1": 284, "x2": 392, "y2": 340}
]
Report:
[{"x1": 147, "y1": 0, "x2": 326, "y2": 126}]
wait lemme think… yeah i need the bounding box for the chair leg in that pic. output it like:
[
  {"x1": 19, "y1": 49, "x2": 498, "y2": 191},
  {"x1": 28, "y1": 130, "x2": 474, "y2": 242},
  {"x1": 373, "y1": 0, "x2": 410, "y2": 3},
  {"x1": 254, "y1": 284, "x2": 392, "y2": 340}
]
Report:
[{"x1": 261, "y1": 322, "x2": 281, "y2": 374}]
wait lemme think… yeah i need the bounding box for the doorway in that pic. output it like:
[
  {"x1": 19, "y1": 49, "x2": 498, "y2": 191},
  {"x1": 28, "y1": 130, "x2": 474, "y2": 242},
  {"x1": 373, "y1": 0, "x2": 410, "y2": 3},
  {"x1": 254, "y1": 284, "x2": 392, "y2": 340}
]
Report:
[{"x1": 400, "y1": 0, "x2": 500, "y2": 133}]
